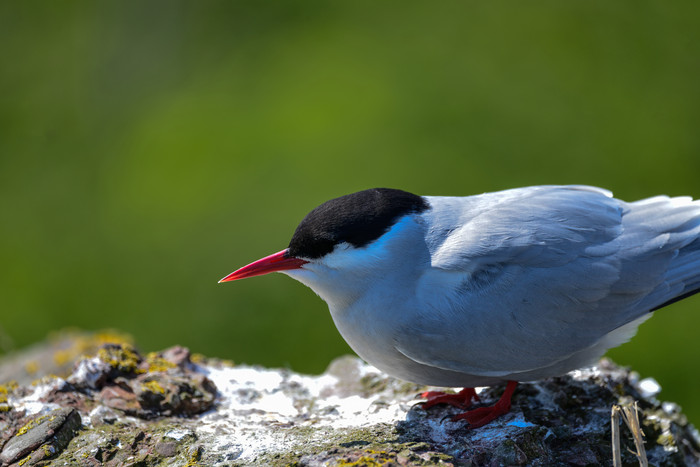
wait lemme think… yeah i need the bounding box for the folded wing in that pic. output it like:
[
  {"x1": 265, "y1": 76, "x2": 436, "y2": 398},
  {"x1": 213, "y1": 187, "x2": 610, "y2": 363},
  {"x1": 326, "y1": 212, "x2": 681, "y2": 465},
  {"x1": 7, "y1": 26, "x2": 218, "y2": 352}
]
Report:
[{"x1": 394, "y1": 186, "x2": 700, "y2": 377}]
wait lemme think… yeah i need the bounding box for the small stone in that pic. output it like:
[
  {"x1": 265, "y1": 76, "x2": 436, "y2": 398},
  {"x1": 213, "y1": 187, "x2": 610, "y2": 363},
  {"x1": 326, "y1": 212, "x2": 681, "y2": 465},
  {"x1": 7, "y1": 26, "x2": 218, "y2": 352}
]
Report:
[
  {"x1": 67, "y1": 356, "x2": 112, "y2": 389},
  {"x1": 155, "y1": 441, "x2": 177, "y2": 457},
  {"x1": 164, "y1": 429, "x2": 194, "y2": 441},
  {"x1": 88, "y1": 405, "x2": 119, "y2": 426},
  {"x1": 638, "y1": 377, "x2": 661, "y2": 398},
  {"x1": 133, "y1": 372, "x2": 216, "y2": 417},
  {"x1": 161, "y1": 346, "x2": 192, "y2": 368},
  {"x1": 99, "y1": 384, "x2": 139, "y2": 412}
]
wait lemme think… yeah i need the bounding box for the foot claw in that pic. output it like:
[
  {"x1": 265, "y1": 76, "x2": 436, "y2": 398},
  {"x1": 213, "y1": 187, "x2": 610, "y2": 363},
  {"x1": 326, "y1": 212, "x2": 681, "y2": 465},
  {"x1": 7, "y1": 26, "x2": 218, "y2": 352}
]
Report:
[
  {"x1": 447, "y1": 381, "x2": 518, "y2": 429},
  {"x1": 452, "y1": 404, "x2": 509, "y2": 429},
  {"x1": 420, "y1": 387, "x2": 479, "y2": 410}
]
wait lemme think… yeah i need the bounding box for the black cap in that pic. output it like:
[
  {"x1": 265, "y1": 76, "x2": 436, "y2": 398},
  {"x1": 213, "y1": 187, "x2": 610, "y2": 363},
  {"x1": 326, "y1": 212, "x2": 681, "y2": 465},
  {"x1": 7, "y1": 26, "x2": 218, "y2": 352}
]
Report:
[{"x1": 287, "y1": 188, "x2": 430, "y2": 259}]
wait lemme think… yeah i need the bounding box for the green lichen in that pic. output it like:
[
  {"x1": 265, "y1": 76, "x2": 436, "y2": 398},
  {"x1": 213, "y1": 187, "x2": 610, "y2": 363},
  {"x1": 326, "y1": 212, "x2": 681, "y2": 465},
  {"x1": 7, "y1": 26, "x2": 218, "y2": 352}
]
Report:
[
  {"x1": 50, "y1": 418, "x2": 206, "y2": 466},
  {"x1": 255, "y1": 423, "x2": 456, "y2": 466},
  {"x1": 359, "y1": 374, "x2": 389, "y2": 395},
  {"x1": 334, "y1": 451, "x2": 393, "y2": 466}
]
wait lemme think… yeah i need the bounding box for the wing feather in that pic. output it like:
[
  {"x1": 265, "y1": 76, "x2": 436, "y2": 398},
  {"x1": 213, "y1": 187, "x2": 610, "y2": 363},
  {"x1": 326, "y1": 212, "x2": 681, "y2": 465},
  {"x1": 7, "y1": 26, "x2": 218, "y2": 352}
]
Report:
[{"x1": 393, "y1": 185, "x2": 694, "y2": 377}]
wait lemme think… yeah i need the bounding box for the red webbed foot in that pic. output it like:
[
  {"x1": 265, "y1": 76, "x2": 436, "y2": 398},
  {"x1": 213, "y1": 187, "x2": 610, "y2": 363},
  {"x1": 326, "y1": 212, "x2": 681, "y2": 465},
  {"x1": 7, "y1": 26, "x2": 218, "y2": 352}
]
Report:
[
  {"x1": 420, "y1": 387, "x2": 480, "y2": 410},
  {"x1": 452, "y1": 380, "x2": 518, "y2": 429}
]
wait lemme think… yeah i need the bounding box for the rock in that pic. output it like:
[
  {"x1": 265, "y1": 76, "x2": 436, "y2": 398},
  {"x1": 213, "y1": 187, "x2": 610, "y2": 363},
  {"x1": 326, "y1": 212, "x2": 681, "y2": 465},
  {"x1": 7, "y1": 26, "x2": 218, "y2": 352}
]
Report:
[
  {"x1": 0, "y1": 331, "x2": 135, "y2": 387},
  {"x1": 0, "y1": 407, "x2": 81, "y2": 466},
  {"x1": 0, "y1": 333, "x2": 698, "y2": 466},
  {"x1": 62, "y1": 342, "x2": 217, "y2": 419}
]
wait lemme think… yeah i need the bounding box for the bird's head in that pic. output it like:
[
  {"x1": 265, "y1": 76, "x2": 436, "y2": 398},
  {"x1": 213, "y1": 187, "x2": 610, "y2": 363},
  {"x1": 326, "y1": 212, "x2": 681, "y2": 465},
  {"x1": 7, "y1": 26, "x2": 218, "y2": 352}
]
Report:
[{"x1": 219, "y1": 188, "x2": 430, "y2": 305}]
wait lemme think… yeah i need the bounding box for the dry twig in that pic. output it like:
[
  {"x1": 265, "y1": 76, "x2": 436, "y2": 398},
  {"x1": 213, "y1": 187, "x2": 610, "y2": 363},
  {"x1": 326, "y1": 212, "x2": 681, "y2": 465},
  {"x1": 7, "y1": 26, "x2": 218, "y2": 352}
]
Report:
[{"x1": 612, "y1": 401, "x2": 648, "y2": 467}]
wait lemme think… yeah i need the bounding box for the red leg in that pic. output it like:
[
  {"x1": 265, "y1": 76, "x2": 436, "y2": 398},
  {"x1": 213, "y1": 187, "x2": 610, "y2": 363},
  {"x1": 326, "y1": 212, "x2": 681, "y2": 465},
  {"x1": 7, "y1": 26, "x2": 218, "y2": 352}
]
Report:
[
  {"x1": 452, "y1": 380, "x2": 518, "y2": 429},
  {"x1": 421, "y1": 387, "x2": 480, "y2": 410}
]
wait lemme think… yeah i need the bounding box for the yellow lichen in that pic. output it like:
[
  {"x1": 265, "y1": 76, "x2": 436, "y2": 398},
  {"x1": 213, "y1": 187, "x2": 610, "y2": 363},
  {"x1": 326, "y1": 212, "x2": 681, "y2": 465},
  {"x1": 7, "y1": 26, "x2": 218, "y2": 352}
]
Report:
[
  {"x1": 30, "y1": 375, "x2": 61, "y2": 387},
  {"x1": 0, "y1": 383, "x2": 14, "y2": 412},
  {"x1": 141, "y1": 380, "x2": 166, "y2": 394},
  {"x1": 16, "y1": 414, "x2": 51, "y2": 436},
  {"x1": 191, "y1": 353, "x2": 234, "y2": 367},
  {"x1": 15, "y1": 415, "x2": 48, "y2": 436},
  {"x1": 94, "y1": 331, "x2": 133, "y2": 346},
  {"x1": 53, "y1": 349, "x2": 76, "y2": 367},
  {"x1": 16, "y1": 422, "x2": 32, "y2": 436},
  {"x1": 0, "y1": 381, "x2": 18, "y2": 396},
  {"x1": 145, "y1": 353, "x2": 176, "y2": 372},
  {"x1": 190, "y1": 353, "x2": 207, "y2": 364},
  {"x1": 18, "y1": 455, "x2": 31, "y2": 466},
  {"x1": 98, "y1": 344, "x2": 144, "y2": 374},
  {"x1": 24, "y1": 360, "x2": 39, "y2": 375},
  {"x1": 52, "y1": 330, "x2": 134, "y2": 367},
  {"x1": 184, "y1": 446, "x2": 202, "y2": 467}
]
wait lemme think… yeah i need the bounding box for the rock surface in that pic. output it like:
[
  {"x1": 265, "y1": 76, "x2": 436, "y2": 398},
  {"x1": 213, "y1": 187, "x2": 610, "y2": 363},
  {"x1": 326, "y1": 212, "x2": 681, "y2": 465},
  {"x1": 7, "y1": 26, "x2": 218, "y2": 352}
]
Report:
[{"x1": 0, "y1": 333, "x2": 699, "y2": 466}]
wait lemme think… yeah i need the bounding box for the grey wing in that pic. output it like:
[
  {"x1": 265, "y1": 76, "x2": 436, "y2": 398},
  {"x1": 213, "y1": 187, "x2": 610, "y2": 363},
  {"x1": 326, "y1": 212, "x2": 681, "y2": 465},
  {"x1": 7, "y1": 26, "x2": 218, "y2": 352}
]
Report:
[{"x1": 394, "y1": 186, "x2": 700, "y2": 377}]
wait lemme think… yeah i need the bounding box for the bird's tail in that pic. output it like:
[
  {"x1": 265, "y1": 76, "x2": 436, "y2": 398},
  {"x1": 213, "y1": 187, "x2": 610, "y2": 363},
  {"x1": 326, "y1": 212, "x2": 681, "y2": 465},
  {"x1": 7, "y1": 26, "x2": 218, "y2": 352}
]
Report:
[
  {"x1": 650, "y1": 236, "x2": 700, "y2": 311},
  {"x1": 625, "y1": 195, "x2": 700, "y2": 312}
]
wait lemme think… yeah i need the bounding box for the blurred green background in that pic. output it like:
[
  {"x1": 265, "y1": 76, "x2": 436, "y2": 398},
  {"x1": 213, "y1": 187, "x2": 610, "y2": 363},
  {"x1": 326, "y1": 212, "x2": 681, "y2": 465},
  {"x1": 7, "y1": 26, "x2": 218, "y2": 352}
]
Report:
[{"x1": 2, "y1": 1, "x2": 699, "y2": 423}]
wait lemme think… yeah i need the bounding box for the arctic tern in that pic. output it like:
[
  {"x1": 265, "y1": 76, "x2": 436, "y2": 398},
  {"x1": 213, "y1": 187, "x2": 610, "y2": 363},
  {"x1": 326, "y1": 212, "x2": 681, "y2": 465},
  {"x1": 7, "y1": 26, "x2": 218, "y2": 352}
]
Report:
[{"x1": 220, "y1": 185, "x2": 700, "y2": 428}]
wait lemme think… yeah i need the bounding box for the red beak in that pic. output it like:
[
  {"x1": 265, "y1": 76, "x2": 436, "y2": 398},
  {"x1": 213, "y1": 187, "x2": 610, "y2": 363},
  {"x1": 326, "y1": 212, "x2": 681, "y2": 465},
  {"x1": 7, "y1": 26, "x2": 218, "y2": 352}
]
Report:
[{"x1": 218, "y1": 249, "x2": 308, "y2": 282}]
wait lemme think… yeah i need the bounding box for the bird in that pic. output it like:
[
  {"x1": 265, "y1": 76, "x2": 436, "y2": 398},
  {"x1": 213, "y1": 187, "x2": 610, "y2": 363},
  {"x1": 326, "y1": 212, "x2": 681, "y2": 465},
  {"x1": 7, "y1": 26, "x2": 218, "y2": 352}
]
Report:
[{"x1": 219, "y1": 185, "x2": 700, "y2": 428}]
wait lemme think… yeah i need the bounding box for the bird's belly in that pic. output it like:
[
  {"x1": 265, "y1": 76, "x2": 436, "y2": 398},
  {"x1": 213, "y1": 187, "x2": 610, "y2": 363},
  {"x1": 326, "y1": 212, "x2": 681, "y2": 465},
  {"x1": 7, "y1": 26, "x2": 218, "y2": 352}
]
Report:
[
  {"x1": 328, "y1": 305, "x2": 506, "y2": 388},
  {"x1": 327, "y1": 300, "x2": 621, "y2": 388}
]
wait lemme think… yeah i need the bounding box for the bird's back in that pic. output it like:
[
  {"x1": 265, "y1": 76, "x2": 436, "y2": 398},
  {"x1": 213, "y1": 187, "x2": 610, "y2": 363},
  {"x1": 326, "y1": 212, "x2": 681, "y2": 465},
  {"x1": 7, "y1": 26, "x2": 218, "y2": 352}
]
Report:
[{"x1": 388, "y1": 186, "x2": 700, "y2": 385}]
